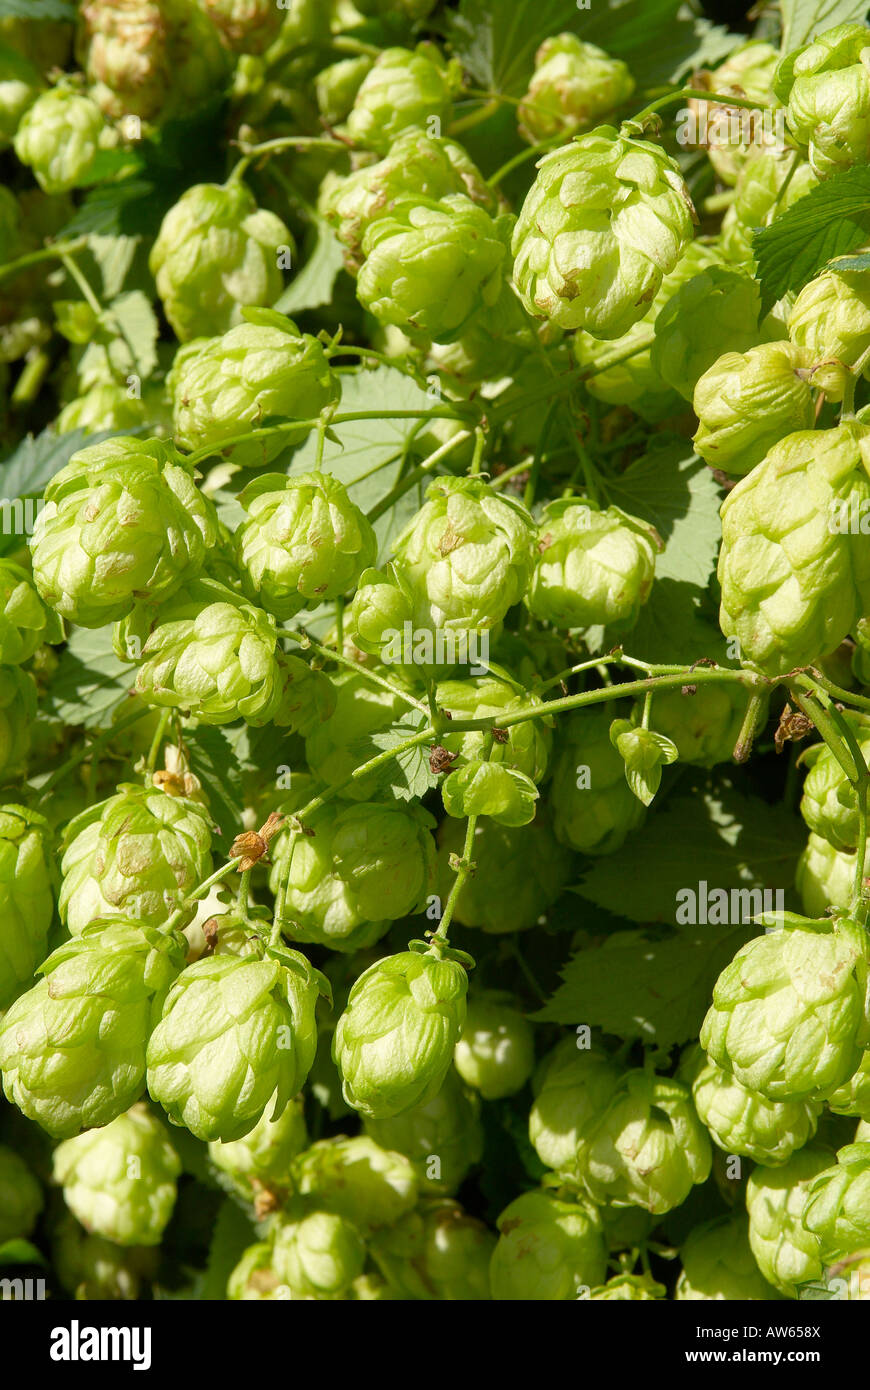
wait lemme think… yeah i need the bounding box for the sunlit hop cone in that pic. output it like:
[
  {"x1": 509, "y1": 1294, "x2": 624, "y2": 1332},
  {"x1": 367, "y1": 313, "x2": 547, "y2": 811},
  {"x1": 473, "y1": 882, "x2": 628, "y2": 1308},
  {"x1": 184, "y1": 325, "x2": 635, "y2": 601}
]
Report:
[
  {"x1": 270, "y1": 1201, "x2": 366, "y2": 1299},
  {"x1": 517, "y1": 35, "x2": 634, "y2": 144},
  {"x1": 775, "y1": 22, "x2": 870, "y2": 176},
  {"x1": 745, "y1": 1145, "x2": 831, "y2": 1296},
  {"x1": 489, "y1": 1189, "x2": 607, "y2": 1301},
  {"x1": 681, "y1": 1044, "x2": 820, "y2": 1166},
  {"x1": 693, "y1": 341, "x2": 816, "y2": 476},
  {"x1": 345, "y1": 44, "x2": 457, "y2": 154},
  {"x1": 803, "y1": 1142, "x2": 870, "y2": 1260},
  {"x1": 0, "y1": 804, "x2": 54, "y2": 1011},
  {"x1": 13, "y1": 86, "x2": 104, "y2": 192},
  {"x1": 290, "y1": 1135, "x2": 418, "y2": 1235}
]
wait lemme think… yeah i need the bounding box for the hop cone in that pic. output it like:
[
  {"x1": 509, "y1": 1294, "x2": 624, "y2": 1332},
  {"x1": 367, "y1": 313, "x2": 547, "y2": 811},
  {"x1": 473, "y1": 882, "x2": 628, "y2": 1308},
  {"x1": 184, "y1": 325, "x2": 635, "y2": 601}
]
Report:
[
  {"x1": 518, "y1": 35, "x2": 634, "y2": 143},
  {"x1": 436, "y1": 675, "x2": 551, "y2": 785},
  {"x1": 364, "y1": 1066, "x2": 483, "y2": 1195},
  {"x1": 435, "y1": 813, "x2": 572, "y2": 934},
  {"x1": 370, "y1": 1198, "x2": 494, "y2": 1300},
  {"x1": 345, "y1": 45, "x2": 455, "y2": 153},
  {"x1": 648, "y1": 682, "x2": 769, "y2": 768},
  {"x1": 270, "y1": 1201, "x2": 366, "y2": 1299},
  {"x1": 209, "y1": 1096, "x2": 308, "y2": 1200},
  {"x1": 693, "y1": 342, "x2": 815, "y2": 476},
  {"x1": 803, "y1": 1142, "x2": 870, "y2": 1260},
  {"x1": 800, "y1": 722, "x2": 870, "y2": 851},
  {"x1": 550, "y1": 705, "x2": 646, "y2": 854},
  {"x1": 13, "y1": 87, "x2": 103, "y2": 193},
  {"x1": 685, "y1": 1046, "x2": 820, "y2": 1166},
  {"x1": 529, "y1": 1039, "x2": 623, "y2": 1175},
  {"x1": 796, "y1": 833, "x2": 855, "y2": 919},
  {"x1": 526, "y1": 499, "x2": 659, "y2": 631},
  {"x1": 0, "y1": 804, "x2": 54, "y2": 1011},
  {"x1": 775, "y1": 22, "x2": 870, "y2": 176},
  {"x1": 676, "y1": 1217, "x2": 780, "y2": 1300},
  {"x1": 490, "y1": 1190, "x2": 607, "y2": 1301},
  {"x1": 454, "y1": 992, "x2": 535, "y2": 1100},
  {"x1": 291, "y1": 1135, "x2": 418, "y2": 1234},
  {"x1": 0, "y1": 1143, "x2": 43, "y2": 1244},
  {"x1": 746, "y1": 1145, "x2": 831, "y2": 1296}
]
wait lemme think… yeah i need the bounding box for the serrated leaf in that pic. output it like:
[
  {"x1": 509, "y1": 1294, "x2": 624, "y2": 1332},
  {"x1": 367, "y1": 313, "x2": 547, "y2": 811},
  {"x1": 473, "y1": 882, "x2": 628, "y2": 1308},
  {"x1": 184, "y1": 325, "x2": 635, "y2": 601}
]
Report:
[
  {"x1": 107, "y1": 289, "x2": 159, "y2": 381},
  {"x1": 753, "y1": 165, "x2": 870, "y2": 316},
  {"x1": 183, "y1": 726, "x2": 244, "y2": 843},
  {"x1": 780, "y1": 0, "x2": 870, "y2": 55},
  {"x1": 41, "y1": 627, "x2": 135, "y2": 729},
  {"x1": 532, "y1": 922, "x2": 756, "y2": 1047},
  {"x1": 274, "y1": 215, "x2": 345, "y2": 316},
  {"x1": 365, "y1": 714, "x2": 436, "y2": 801},
  {"x1": 572, "y1": 784, "x2": 805, "y2": 924}
]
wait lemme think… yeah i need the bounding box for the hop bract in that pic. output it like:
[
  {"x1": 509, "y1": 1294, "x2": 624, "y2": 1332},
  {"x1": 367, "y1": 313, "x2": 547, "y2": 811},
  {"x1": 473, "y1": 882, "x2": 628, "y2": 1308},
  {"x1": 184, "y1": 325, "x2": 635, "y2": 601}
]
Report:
[
  {"x1": 788, "y1": 262, "x2": 870, "y2": 392},
  {"x1": 803, "y1": 1142, "x2": 870, "y2": 1260},
  {"x1": 149, "y1": 180, "x2": 293, "y2": 341},
  {"x1": 333, "y1": 949, "x2": 468, "y2": 1119},
  {"x1": 345, "y1": 45, "x2": 456, "y2": 153},
  {"x1": 775, "y1": 23, "x2": 870, "y2": 176},
  {"x1": 490, "y1": 1190, "x2": 607, "y2": 1301},
  {"x1": 0, "y1": 804, "x2": 54, "y2": 1011},
  {"x1": 29, "y1": 436, "x2": 218, "y2": 628},
  {"x1": 146, "y1": 940, "x2": 327, "y2": 1142},
  {"x1": 270, "y1": 1202, "x2": 366, "y2": 1299},
  {"x1": 518, "y1": 35, "x2": 634, "y2": 144},
  {"x1": 526, "y1": 498, "x2": 659, "y2": 631},
  {"x1": 53, "y1": 1104, "x2": 181, "y2": 1247},
  {"x1": 235, "y1": 471, "x2": 377, "y2": 621},
  {"x1": 693, "y1": 342, "x2": 816, "y2": 476},
  {"x1": 700, "y1": 914, "x2": 869, "y2": 1102},
  {"x1": 800, "y1": 721, "x2": 870, "y2": 850},
  {"x1": 0, "y1": 919, "x2": 186, "y2": 1138},
  {"x1": 13, "y1": 86, "x2": 103, "y2": 192},
  {"x1": 59, "y1": 782, "x2": 214, "y2": 934},
  {"x1": 511, "y1": 126, "x2": 695, "y2": 338}
]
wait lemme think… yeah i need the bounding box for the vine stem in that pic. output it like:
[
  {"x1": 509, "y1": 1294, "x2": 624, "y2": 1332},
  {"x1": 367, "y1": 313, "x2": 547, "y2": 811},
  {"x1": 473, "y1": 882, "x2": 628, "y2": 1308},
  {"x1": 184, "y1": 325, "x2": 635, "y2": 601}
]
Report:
[
  {"x1": 145, "y1": 710, "x2": 171, "y2": 776},
  {"x1": 183, "y1": 407, "x2": 476, "y2": 467},
  {"x1": 434, "y1": 812, "x2": 478, "y2": 940},
  {"x1": 0, "y1": 237, "x2": 89, "y2": 285},
  {"x1": 278, "y1": 627, "x2": 429, "y2": 715}
]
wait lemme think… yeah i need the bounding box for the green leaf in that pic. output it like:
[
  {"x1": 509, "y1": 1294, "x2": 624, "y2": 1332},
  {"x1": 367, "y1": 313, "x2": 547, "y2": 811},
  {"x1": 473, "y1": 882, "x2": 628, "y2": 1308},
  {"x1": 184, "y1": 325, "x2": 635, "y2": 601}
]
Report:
[
  {"x1": 780, "y1": 0, "x2": 870, "y2": 56},
  {"x1": 0, "y1": 0, "x2": 74, "y2": 17},
  {"x1": 106, "y1": 289, "x2": 159, "y2": 381},
  {"x1": 572, "y1": 784, "x2": 805, "y2": 924},
  {"x1": 753, "y1": 165, "x2": 870, "y2": 316},
  {"x1": 365, "y1": 713, "x2": 436, "y2": 801},
  {"x1": 200, "y1": 1199, "x2": 258, "y2": 1302},
  {"x1": 0, "y1": 1238, "x2": 46, "y2": 1268},
  {"x1": 532, "y1": 922, "x2": 755, "y2": 1047},
  {"x1": 41, "y1": 626, "x2": 135, "y2": 729},
  {"x1": 183, "y1": 726, "x2": 245, "y2": 844},
  {"x1": 273, "y1": 215, "x2": 345, "y2": 316}
]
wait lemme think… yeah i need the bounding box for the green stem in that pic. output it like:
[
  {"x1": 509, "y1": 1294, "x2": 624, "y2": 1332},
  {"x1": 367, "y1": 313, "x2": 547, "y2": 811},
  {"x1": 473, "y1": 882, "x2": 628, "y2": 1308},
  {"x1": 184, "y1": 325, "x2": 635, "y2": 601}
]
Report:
[
  {"x1": 435, "y1": 812, "x2": 478, "y2": 940},
  {"x1": 145, "y1": 710, "x2": 171, "y2": 776},
  {"x1": 0, "y1": 237, "x2": 89, "y2": 285},
  {"x1": 487, "y1": 134, "x2": 565, "y2": 188},
  {"x1": 470, "y1": 426, "x2": 486, "y2": 476},
  {"x1": 628, "y1": 87, "x2": 780, "y2": 129},
  {"x1": 278, "y1": 627, "x2": 429, "y2": 714},
  {"x1": 366, "y1": 428, "x2": 474, "y2": 523},
  {"x1": 184, "y1": 407, "x2": 476, "y2": 467},
  {"x1": 165, "y1": 855, "x2": 245, "y2": 934},
  {"x1": 449, "y1": 97, "x2": 501, "y2": 136},
  {"x1": 235, "y1": 135, "x2": 346, "y2": 161},
  {"x1": 60, "y1": 253, "x2": 103, "y2": 317}
]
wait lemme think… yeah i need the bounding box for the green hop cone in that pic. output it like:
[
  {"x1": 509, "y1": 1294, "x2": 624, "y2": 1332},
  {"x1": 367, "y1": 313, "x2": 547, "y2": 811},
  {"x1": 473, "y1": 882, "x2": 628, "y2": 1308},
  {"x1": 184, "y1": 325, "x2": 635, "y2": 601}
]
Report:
[
  {"x1": 454, "y1": 991, "x2": 535, "y2": 1100},
  {"x1": 788, "y1": 261, "x2": 870, "y2": 397},
  {"x1": 693, "y1": 341, "x2": 816, "y2": 477},
  {"x1": 235, "y1": 471, "x2": 377, "y2": 621},
  {"x1": 149, "y1": 180, "x2": 293, "y2": 342},
  {"x1": 13, "y1": 86, "x2": 103, "y2": 193},
  {"x1": 0, "y1": 668, "x2": 36, "y2": 781},
  {"x1": 441, "y1": 759, "x2": 539, "y2": 827},
  {"x1": 512, "y1": 126, "x2": 695, "y2": 338},
  {"x1": 227, "y1": 1241, "x2": 284, "y2": 1301},
  {"x1": 0, "y1": 1143, "x2": 43, "y2": 1244},
  {"x1": 577, "y1": 1069, "x2": 712, "y2": 1214},
  {"x1": 322, "y1": 130, "x2": 494, "y2": 274},
  {"x1": 827, "y1": 1050, "x2": 870, "y2": 1119},
  {"x1": 270, "y1": 1201, "x2": 366, "y2": 1299},
  {"x1": 803, "y1": 1142, "x2": 870, "y2": 1260},
  {"x1": 589, "y1": 1273, "x2": 666, "y2": 1300},
  {"x1": 692, "y1": 40, "x2": 780, "y2": 185},
  {"x1": 169, "y1": 310, "x2": 338, "y2": 468},
  {"x1": 364, "y1": 1066, "x2": 483, "y2": 1196},
  {"x1": 647, "y1": 682, "x2": 769, "y2": 768},
  {"x1": 676, "y1": 1216, "x2": 781, "y2": 1300},
  {"x1": 370, "y1": 1198, "x2": 494, "y2": 1300},
  {"x1": 800, "y1": 722, "x2": 870, "y2": 850},
  {"x1": 209, "y1": 1095, "x2": 308, "y2": 1200},
  {"x1": 0, "y1": 804, "x2": 54, "y2": 1012},
  {"x1": 333, "y1": 949, "x2": 468, "y2": 1120},
  {"x1": 490, "y1": 1190, "x2": 607, "y2": 1301},
  {"x1": 0, "y1": 42, "x2": 41, "y2": 146},
  {"x1": 517, "y1": 34, "x2": 634, "y2": 144},
  {"x1": 58, "y1": 782, "x2": 213, "y2": 935},
  {"x1": 291, "y1": 1135, "x2": 418, "y2": 1234},
  {"x1": 526, "y1": 498, "x2": 660, "y2": 631},
  {"x1": 270, "y1": 798, "x2": 437, "y2": 952},
  {"x1": 550, "y1": 705, "x2": 646, "y2": 854},
  {"x1": 357, "y1": 195, "x2": 512, "y2": 344},
  {"x1": 746, "y1": 1144, "x2": 831, "y2": 1296},
  {"x1": 436, "y1": 812, "x2": 572, "y2": 933},
  {"x1": 651, "y1": 265, "x2": 765, "y2": 402},
  {"x1": 127, "y1": 578, "x2": 287, "y2": 726},
  {"x1": 197, "y1": 0, "x2": 282, "y2": 53},
  {"x1": 796, "y1": 833, "x2": 855, "y2": 919},
  {"x1": 303, "y1": 670, "x2": 408, "y2": 800},
  {"x1": 717, "y1": 423, "x2": 870, "y2": 675},
  {"x1": 52, "y1": 1213, "x2": 157, "y2": 1301},
  {"x1": 529, "y1": 1038, "x2": 623, "y2": 1175},
  {"x1": 52, "y1": 1103, "x2": 180, "y2": 1247},
  {"x1": 146, "y1": 938, "x2": 328, "y2": 1142},
  {"x1": 29, "y1": 436, "x2": 218, "y2": 627},
  {"x1": 315, "y1": 55, "x2": 374, "y2": 127},
  {"x1": 774, "y1": 23, "x2": 870, "y2": 176},
  {"x1": 55, "y1": 381, "x2": 162, "y2": 435},
  {"x1": 0, "y1": 919, "x2": 186, "y2": 1138},
  {"x1": 700, "y1": 913, "x2": 870, "y2": 1102},
  {"x1": 345, "y1": 45, "x2": 456, "y2": 154},
  {"x1": 683, "y1": 1045, "x2": 821, "y2": 1166},
  {"x1": 436, "y1": 674, "x2": 551, "y2": 783}
]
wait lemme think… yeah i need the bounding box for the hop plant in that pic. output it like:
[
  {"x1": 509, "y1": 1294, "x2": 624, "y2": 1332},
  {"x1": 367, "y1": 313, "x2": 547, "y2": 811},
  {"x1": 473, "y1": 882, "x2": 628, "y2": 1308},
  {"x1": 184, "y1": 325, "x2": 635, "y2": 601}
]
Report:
[
  {"x1": 370, "y1": 1198, "x2": 495, "y2": 1300},
  {"x1": 517, "y1": 35, "x2": 634, "y2": 144},
  {"x1": 270, "y1": 1201, "x2": 366, "y2": 1299},
  {"x1": 235, "y1": 471, "x2": 377, "y2": 621},
  {"x1": 525, "y1": 498, "x2": 660, "y2": 631},
  {"x1": 800, "y1": 723, "x2": 870, "y2": 851},
  {"x1": 796, "y1": 833, "x2": 855, "y2": 919},
  {"x1": 827, "y1": 1050, "x2": 870, "y2": 1119},
  {"x1": 684, "y1": 1046, "x2": 821, "y2": 1166},
  {"x1": 454, "y1": 992, "x2": 535, "y2": 1100},
  {"x1": 333, "y1": 948, "x2": 468, "y2": 1119},
  {"x1": 364, "y1": 1066, "x2": 484, "y2": 1195},
  {"x1": 270, "y1": 798, "x2": 437, "y2": 952},
  {"x1": 745, "y1": 1145, "x2": 831, "y2": 1296},
  {"x1": 717, "y1": 423, "x2": 870, "y2": 675},
  {"x1": 0, "y1": 1143, "x2": 43, "y2": 1244},
  {"x1": 647, "y1": 682, "x2": 768, "y2": 767},
  {"x1": 529, "y1": 1039, "x2": 623, "y2": 1175},
  {"x1": 0, "y1": 804, "x2": 54, "y2": 1012},
  {"x1": 146, "y1": 939, "x2": 327, "y2": 1142},
  {"x1": 13, "y1": 86, "x2": 103, "y2": 192},
  {"x1": 29, "y1": 436, "x2": 218, "y2": 627},
  {"x1": 436, "y1": 675, "x2": 551, "y2": 784},
  {"x1": 0, "y1": 668, "x2": 37, "y2": 782},
  {"x1": 169, "y1": 310, "x2": 338, "y2": 468},
  {"x1": 149, "y1": 180, "x2": 293, "y2": 342},
  {"x1": 322, "y1": 130, "x2": 494, "y2": 274},
  {"x1": 676, "y1": 1217, "x2": 780, "y2": 1300},
  {"x1": 803, "y1": 1142, "x2": 870, "y2": 1260},
  {"x1": 774, "y1": 23, "x2": 870, "y2": 176},
  {"x1": 357, "y1": 195, "x2": 512, "y2": 345},
  {"x1": 0, "y1": 43, "x2": 41, "y2": 146},
  {"x1": 700, "y1": 914, "x2": 870, "y2": 1102},
  {"x1": 208, "y1": 1096, "x2": 308, "y2": 1200},
  {"x1": 550, "y1": 705, "x2": 646, "y2": 854},
  {"x1": 58, "y1": 782, "x2": 214, "y2": 934},
  {"x1": 435, "y1": 813, "x2": 572, "y2": 934},
  {"x1": 53, "y1": 1104, "x2": 181, "y2": 1246},
  {"x1": 788, "y1": 262, "x2": 870, "y2": 393},
  {"x1": 195, "y1": 0, "x2": 282, "y2": 53},
  {"x1": 693, "y1": 342, "x2": 816, "y2": 476},
  {"x1": 291, "y1": 1135, "x2": 418, "y2": 1234},
  {"x1": 511, "y1": 126, "x2": 695, "y2": 338},
  {"x1": 489, "y1": 1190, "x2": 607, "y2": 1301},
  {"x1": 0, "y1": 919, "x2": 186, "y2": 1138},
  {"x1": 345, "y1": 45, "x2": 457, "y2": 153},
  {"x1": 650, "y1": 265, "x2": 765, "y2": 402},
  {"x1": 303, "y1": 671, "x2": 408, "y2": 800}
]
